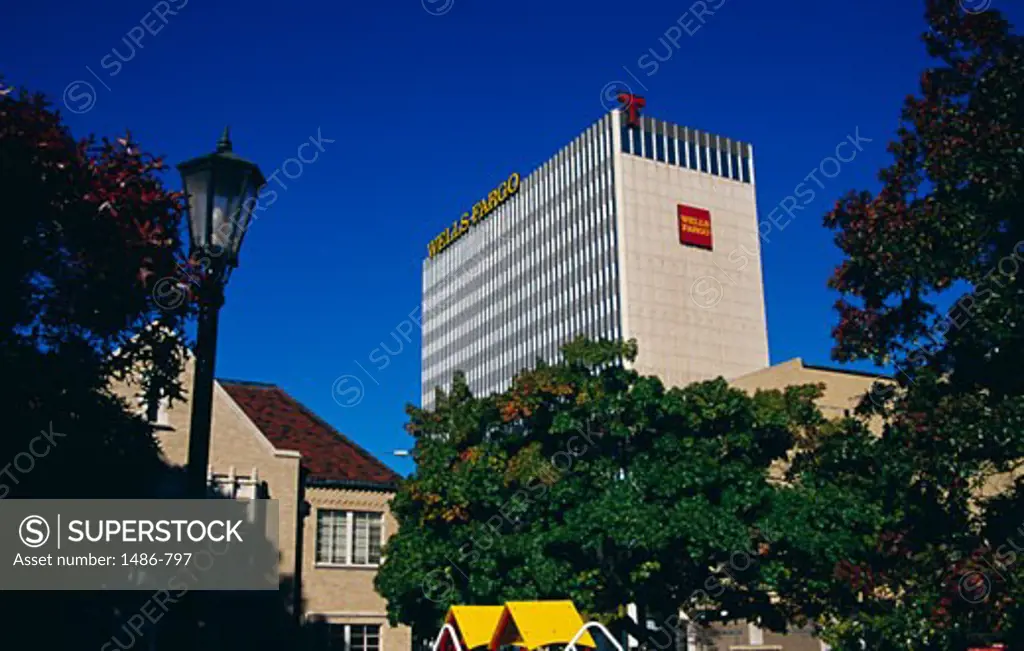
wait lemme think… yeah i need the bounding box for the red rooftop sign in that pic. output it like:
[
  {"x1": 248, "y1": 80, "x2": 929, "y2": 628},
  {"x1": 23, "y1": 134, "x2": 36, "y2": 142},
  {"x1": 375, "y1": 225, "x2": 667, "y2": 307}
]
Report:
[
  {"x1": 678, "y1": 204, "x2": 712, "y2": 251},
  {"x1": 617, "y1": 93, "x2": 646, "y2": 127}
]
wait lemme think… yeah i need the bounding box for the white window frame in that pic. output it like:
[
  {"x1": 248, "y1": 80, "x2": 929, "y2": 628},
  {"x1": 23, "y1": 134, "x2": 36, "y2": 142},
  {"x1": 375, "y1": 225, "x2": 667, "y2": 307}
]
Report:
[
  {"x1": 315, "y1": 509, "x2": 385, "y2": 568},
  {"x1": 327, "y1": 623, "x2": 383, "y2": 651}
]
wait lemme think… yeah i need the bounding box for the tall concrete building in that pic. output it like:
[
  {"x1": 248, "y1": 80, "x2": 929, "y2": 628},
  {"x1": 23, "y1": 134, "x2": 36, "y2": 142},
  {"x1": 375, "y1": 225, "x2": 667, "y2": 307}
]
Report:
[{"x1": 421, "y1": 109, "x2": 769, "y2": 407}]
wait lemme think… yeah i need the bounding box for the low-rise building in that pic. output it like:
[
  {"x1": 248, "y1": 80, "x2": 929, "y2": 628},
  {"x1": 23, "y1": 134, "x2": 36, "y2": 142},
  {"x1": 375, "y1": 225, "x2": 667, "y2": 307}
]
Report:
[
  {"x1": 730, "y1": 357, "x2": 886, "y2": 422},
  {"x1": 693, "y1": 358, "x2": 884, "y2": 651},
  {"x1": 114, "y1": 369, "x2": 410, "y2": 651}
]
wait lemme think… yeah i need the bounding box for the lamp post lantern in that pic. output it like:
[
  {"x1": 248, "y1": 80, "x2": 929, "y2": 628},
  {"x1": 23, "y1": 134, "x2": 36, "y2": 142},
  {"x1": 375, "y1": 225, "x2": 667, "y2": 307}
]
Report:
[{"x1": 178, "y1": 128, "x2": 265, "y2": 498}]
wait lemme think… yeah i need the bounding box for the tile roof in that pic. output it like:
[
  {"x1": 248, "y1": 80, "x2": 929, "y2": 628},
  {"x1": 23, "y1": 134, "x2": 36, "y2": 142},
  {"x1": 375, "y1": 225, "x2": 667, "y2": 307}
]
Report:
[{"x1": 219, "y1": 380, "x2": 401, "y2": 488}]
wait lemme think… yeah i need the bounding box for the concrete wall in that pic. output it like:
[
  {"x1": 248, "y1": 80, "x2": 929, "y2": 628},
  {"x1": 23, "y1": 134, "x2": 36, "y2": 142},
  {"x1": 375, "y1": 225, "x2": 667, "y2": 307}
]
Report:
[
  {"x1": 703, "y1": 622, "x2": 822, "y2": 651},
  {"x1": 616, "y1": 149, "x2": 769, "y2": 388},
  {"x1": 730, "y1": 358, "x2": 881, "y2": 421},
  {"x1": 760, "y1": 627, "x2": 821, "y2": 651}
]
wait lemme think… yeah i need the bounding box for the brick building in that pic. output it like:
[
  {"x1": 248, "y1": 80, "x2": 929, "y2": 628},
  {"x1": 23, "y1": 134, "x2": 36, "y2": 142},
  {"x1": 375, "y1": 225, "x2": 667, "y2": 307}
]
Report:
[{"x1": 113, "y1": 366, "x2": 411, "y2": 651}]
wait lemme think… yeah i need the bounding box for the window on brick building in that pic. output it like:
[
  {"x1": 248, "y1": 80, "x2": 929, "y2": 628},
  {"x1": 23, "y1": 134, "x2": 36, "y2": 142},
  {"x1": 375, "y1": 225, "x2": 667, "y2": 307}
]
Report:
[
  {"x1": 328, "y1": 624, "x2": 381, "y2": 651},
  {"x1": 316, "y1": 510, "x2": 383, "y2": 565}
]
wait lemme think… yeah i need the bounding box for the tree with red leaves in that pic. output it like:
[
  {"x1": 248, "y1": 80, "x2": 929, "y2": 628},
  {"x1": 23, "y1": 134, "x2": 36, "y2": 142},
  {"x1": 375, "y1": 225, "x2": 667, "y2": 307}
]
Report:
[
  {"x1": 0, "y1": 82, "x2": 195, "y2": 495},
  {"x1": 767, "y1": 2, "x2": 1024, "y2": 649},
  {"x1": 0, "y1": 82, "x2": 199, "y2": 647},
  {"x1": 0, "y1": 80, "x2": 306, "y2": 651},
  {"x1": 826, "y1": 0, "x2": 1022, "y2": 391}
]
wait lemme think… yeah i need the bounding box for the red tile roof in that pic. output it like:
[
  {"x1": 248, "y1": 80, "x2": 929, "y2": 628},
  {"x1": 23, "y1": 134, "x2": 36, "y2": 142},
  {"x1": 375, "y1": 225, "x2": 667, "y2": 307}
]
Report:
[{"x1": 219, "y1": 380, "x2": 401, "y2": 487}]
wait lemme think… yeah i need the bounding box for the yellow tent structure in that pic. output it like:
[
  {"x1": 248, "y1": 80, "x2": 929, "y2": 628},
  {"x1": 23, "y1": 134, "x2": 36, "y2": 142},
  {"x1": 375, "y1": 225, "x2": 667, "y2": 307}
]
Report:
[
  {"x1": 444, "y1": 606, "x2": 506, "y2": 650},
  {"x1": 488, "y1": 601, "x2": 598, "y2": 651}
]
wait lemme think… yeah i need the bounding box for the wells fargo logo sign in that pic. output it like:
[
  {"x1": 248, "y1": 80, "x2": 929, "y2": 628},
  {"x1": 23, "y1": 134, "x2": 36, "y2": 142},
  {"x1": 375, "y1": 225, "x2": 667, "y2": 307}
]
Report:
[
  {"x1": 678, "y1": 204, "x2": 712, "y2": 250},
  {"x1": 427, "y1": 172, "x2": 521, "y2": 259}
]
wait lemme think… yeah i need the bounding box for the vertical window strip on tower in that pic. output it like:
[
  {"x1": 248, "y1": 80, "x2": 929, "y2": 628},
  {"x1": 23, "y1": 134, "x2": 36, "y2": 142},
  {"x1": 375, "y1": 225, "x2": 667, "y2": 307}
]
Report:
[
  {"x1": 567, "y1": 139, "x2": 576, "y2": 350},
  {"x1": 585, "y1": 125, "x2": 594, "y2": 340},
  {"x1": 548, "y1": 148, "x2": 557, "y2": 360},
  {"x1": 565, "y1": 140, "x2": 572, "y2": 350}
]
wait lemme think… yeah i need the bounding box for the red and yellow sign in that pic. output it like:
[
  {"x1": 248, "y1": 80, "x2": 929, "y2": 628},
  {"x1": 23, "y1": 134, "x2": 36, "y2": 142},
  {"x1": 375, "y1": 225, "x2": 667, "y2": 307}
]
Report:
[
  {"x1": 678, "y1": 204, "x2": 712, "y2": 250},
  {"x1": 427, "y1": 172, "x2": 521, "y2": 259}
]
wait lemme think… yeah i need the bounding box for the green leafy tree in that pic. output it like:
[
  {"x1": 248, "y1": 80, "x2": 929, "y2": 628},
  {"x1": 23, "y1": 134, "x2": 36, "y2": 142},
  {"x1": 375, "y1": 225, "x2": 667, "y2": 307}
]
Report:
[
  {"x1": 769, "y1": 1, "x2": 1024, "y2": 648},
  {"x1": 377, "y1": 338, "x2": 825, "y2": 646}
]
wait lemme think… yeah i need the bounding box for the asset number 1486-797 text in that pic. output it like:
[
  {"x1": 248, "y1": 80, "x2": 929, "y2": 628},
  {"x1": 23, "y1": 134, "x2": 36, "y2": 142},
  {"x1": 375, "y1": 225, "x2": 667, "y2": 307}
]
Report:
[{"x1": 123, "y1": 552, "x2": 192, "y2": 566}]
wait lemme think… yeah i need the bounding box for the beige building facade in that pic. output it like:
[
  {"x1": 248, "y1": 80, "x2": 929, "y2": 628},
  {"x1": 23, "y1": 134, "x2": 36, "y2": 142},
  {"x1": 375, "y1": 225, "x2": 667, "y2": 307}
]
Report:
[
  {"x1": 730, "y1": 358, "x2": 884, "y2": 422},
  {"x1": 113, "y1": 366, "x2": 410, "y2": 651},
  {"x1": 615, "y1": 114, "x2": 768, "y2": 386},
  {"x1": 422, "y1": 109, "x2": 769, "y2": 407},
  {"x1": 688, "y1": 358, "x2": 884, "y2": 651}
]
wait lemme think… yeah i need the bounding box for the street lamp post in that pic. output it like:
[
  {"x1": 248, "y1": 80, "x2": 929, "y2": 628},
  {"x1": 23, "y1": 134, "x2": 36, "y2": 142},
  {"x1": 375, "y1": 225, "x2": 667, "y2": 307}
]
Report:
[{"x1": 178, "y1": 128, "x2": 265, "y2": 499}]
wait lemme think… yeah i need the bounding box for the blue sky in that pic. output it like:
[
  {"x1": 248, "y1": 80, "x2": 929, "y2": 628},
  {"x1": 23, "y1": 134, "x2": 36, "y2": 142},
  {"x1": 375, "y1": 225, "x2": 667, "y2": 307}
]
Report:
[{"x1": 4, "y1": 0, "x2": 1020, "y2": 474}]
